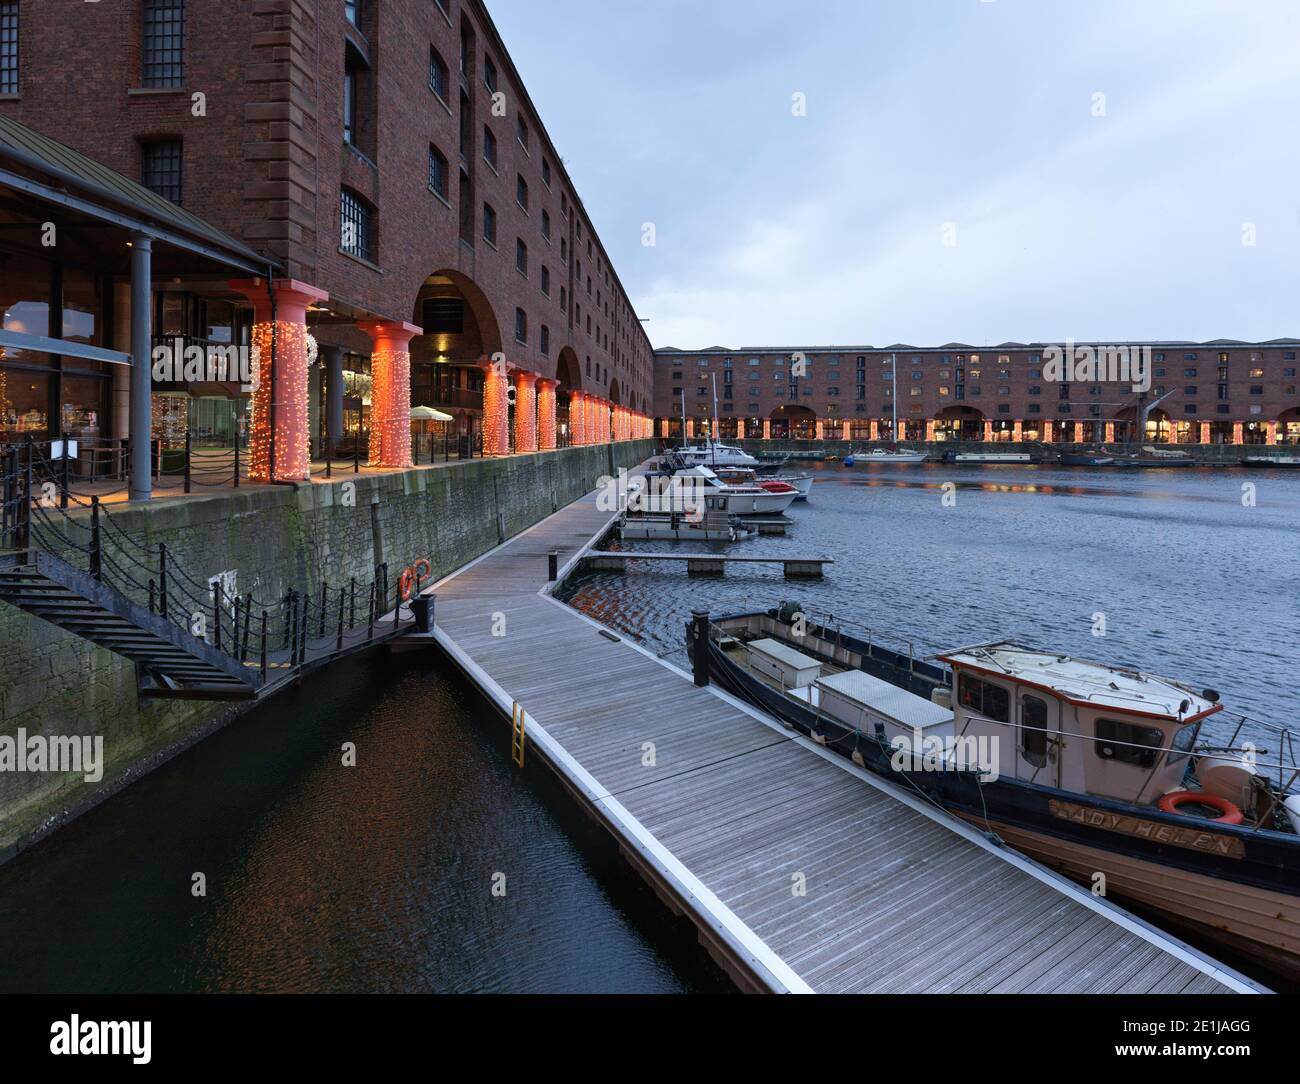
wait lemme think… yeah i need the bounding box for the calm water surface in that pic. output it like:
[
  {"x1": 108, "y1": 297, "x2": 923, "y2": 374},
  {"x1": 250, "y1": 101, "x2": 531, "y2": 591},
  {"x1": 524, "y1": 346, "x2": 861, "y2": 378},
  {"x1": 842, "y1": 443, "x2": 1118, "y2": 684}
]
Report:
[
  {"x1": 568, "y1": 463, "x2": 1299, "y2": 743},
  {"x1": 0, "y1": 653, "x2": 731, "y2": 993}
]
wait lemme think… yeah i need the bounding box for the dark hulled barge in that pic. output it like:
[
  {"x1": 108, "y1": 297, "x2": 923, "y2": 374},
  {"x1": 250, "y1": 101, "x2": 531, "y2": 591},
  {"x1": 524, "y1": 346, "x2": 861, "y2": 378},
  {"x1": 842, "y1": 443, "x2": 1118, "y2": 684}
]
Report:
[{"x1": 688, "y1": 606, "x2": 1300, "y2": 980}]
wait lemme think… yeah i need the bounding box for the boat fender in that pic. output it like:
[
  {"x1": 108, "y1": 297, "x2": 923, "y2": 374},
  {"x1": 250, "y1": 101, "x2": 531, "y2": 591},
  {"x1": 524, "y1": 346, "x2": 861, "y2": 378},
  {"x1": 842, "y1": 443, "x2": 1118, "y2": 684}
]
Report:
[
  {"x1": 1284, "y1": 795, "x2": 1300, "y2": 834},
  {"x1": 1157, "y1": 790, "x2": 1244, "y2": 825}
]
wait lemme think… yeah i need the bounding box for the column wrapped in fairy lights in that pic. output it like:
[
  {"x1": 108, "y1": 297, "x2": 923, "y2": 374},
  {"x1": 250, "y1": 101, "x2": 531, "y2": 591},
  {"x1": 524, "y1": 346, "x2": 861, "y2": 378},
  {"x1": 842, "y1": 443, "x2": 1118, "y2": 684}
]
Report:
[
  {"x1": 230, "y1": 278, "x2": 328, "y2": 483},
  {"x1": 1043, "y1": 421, "x2": 1054, "y2": 443},
  {"x1": 569, "y1": 391, "x2": 585, "y2": 445},
  {"x1": 358, "y1": 319, "x2": 420, "y2": 469},
  {"x1": 585, "y1": 396, "x2": 597, "y2": 444},
  {"x1": 513, "y1": 370, "x2": 539, "y2": 453},
  {"x1": 482, "y1": 360, "x2": 511, "y2": 456},
  {"x1": 537, "y1": 379, "x2": 558, "y2": 451},
  {"x1": 1199, "y1": 421, "x2": 1210, "y2": 445},
  {"x1": 760, "y1": 419, "x2": 768, "y2": 440}
]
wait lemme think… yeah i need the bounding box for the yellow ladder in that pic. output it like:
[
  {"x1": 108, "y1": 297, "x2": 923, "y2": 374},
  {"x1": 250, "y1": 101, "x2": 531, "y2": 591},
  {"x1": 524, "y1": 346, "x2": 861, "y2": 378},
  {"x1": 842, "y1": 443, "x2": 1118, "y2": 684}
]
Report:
[{"x1": 511, "y1": 702, "x2": 526, "y2": 768}]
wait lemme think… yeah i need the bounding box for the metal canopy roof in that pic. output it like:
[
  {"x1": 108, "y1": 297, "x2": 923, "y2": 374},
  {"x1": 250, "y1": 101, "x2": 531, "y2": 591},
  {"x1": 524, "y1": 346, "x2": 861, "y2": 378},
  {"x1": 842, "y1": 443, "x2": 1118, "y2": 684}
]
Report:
[{"x1": 0, "y1": 112, "x2": 271, "y2": 274}]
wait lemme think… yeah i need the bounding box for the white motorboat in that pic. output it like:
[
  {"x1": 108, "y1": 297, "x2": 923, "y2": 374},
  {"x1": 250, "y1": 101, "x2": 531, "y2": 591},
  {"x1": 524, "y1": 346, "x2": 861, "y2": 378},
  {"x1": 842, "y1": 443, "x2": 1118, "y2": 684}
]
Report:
[
  {"x1": 639, "y1": 466, "x2": 798, "y2": 516},
  {"x1": 675, "y1": 441, "x2": 761, "y2": 468},
  {"x1": 713, "y1": 465, "x2": 815, "y2": 501},
  {"x1": 843, "y1": 448, "x2": 928, "y2": 466}
]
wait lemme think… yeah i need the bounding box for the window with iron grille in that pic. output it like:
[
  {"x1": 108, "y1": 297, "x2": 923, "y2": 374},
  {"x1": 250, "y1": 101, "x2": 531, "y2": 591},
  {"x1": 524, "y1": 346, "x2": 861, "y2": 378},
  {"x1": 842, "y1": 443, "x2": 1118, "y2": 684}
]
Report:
[
  {"x1": 429, "y1": 46, "x2": 449, "y2": 101},
  {"x1": 142, "y1": 140, "x2": 183, "y2": 204},
  {"x1": 340, "y1": 187, "x2": 374, "y2": 262},
  {"x1": 428, "y1": 145, "x2": 449, "y2": 199},
  {"x1": 0, "y1": 2, "x2": 18, "y2": 95},
  {"x1": 142, "y1": 0, "x2": 185, "y2": 89}
]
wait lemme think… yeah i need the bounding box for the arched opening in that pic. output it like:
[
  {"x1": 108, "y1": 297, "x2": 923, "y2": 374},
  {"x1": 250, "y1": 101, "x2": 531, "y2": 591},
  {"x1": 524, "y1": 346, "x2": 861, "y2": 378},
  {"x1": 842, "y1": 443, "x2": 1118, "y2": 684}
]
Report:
[
  {"x1": 608, "y1": 377, "x2": 621, "y2": 406},
  {"x1": 555, "y1": 347, "x2": 581, "y2": 444},
  {"x1": 935, "y1": 405, "x2": 984, "y2": 442},
  {"x1": 408, "y1": 270, "x2": 502, "y2": 444},
  {"x1": 770, "y1": 404, "x2": 816, "y2": 440},
  {"x1": 1279, "y1": 406, "x2": 1300, "y2": 445}
]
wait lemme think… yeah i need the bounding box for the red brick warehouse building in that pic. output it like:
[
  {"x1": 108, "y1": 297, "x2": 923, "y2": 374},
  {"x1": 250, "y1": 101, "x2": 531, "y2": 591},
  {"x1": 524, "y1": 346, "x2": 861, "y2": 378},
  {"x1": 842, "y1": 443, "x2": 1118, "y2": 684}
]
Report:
[
  {"x1": 655, "y1": 341, "x2": 1300, "y2": 447},
  {"x1": 0, "y1": 0, "x2": 653, "y2": 472}
]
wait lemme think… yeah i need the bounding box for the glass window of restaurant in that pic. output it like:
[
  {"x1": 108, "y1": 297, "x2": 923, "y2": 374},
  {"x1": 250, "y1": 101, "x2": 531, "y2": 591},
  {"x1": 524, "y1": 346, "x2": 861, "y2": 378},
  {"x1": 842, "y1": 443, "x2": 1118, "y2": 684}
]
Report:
[
  {"x1": 0, "y1": 246, "x2": 111, "y2": 447},
  {"x1": 151, "y1": 290, "x2": 252, "y2": 451}
]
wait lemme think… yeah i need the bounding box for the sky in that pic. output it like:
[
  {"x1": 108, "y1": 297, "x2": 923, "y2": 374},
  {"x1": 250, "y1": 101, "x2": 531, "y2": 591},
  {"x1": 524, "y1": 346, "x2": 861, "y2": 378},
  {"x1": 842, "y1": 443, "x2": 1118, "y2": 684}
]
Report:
[{"x1": 488, "y1": 0, "x2": 1300, "y2": 351}]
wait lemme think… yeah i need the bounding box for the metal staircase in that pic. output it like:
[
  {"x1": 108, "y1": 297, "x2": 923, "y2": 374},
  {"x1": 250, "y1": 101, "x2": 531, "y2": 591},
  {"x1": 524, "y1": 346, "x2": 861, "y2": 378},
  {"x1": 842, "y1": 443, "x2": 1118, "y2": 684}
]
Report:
[
  {"x1": 1, "y1": 439, "x2": 410, "y2": 703},
  {"x1": 0, "y1": 550, "x2": 261, "y2": 700}
]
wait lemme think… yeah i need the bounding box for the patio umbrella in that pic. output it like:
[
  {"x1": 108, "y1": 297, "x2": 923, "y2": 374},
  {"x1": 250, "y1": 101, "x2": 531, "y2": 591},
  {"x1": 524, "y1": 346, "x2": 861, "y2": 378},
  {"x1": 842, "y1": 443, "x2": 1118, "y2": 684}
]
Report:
[{"x1": 410, "y1": 406, "x2": 453, "y2": 422}]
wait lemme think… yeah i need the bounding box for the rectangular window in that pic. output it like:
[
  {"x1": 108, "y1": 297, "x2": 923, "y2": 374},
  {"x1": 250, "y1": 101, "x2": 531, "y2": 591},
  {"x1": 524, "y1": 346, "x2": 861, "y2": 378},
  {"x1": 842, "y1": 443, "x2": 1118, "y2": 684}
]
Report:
[
  {"x1": 541, "y1": 265, "x2": 550, "y2": 296},
  {"x1": 482, "y1": 202, "x2": 496, "y2": 245},
  {"x1": 541, "y1": 209, "x2": 551, "y2": 240},
  {"x1": 142, "y1": 139, "x2": 183, "y2": 204},
  {"x1": 540, "y1": 325, "x2": 550, "y2": 355},
  {"x1": 1095, "y1": 717, "x2": 1165, "y2": 768},
  {"x1": 0, "y1": 2, "x2": 17, "y2": 95},
  {"x1": 516, "y1": 115, "x2": 528, "y2": 150},
  {"x1": 516, "y1": 175, "x2": 528, "y2": 211},
  {"x1": 542, "y1": 158, "x2": 551, "y2": 187},
  {"x1": 514, "y1": 307, "x2": 527, "y2": 344},
  {"x1": 515, "y1": 238, "x2": 527, "y2": 275},
  {"x1": 142, "y1": 0, "x2": 185, "y2": 89},
  {"x1": 345, "y1": 0, "x2": 361, "y2": 26},
  {"x1": 428, "y1": 145, "x2": 448, "y2": 199},
  {"x1": 484, "y1": 55, "x2": 497, "y2": 93},
  {"x1": 483, "y1": 126, "x2": 497, "y2": 168},
  {"x1": 958, "y1": 673, "x2": 1009, "y2": 723},
  {"x1": 340, "y1": 187, "x2": 374, "y2": 261}
]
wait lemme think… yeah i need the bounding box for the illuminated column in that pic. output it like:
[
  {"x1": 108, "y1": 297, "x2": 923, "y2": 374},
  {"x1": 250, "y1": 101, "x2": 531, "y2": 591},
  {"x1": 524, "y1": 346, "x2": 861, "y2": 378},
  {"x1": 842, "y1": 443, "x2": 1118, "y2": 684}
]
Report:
[
  {"x1": 1232, "y1": 422, "x2": 1244, "y2": 445},
  {"x1": 761, "y1": 419, "x2": 770, "y2": 440},
  {"x1": 1012, "y1": 420, "x2": 1023, "y2": 443},
  {"x1": 1198, "y1": 421, "x2": 1210, "y2": 444},
  {"x1": 869, "y1": 420, "x2": 878, "y2": 441},
  {"x1": 815, "y1": 420, "x2": 825, "y2": 441},
  {"x1": 230, "y1": 277, "x2": 329, "y2": 482},
  {"x1": 1043, "y1": 421, "x2": 1054, "y2": 443},
  {"x1": 659, "y1": 418, "x2": 668, "y2": 439},
  {"x1": 841, "y1": 421, "x2": 850, "y2": 441},
  {"x1": 481, "y1": 361, "x2": 511, "y2": 456},
  {"x1": 537, "y1": 379, "x2": 558, "y2": 451},
  {"x1": 1266, "y1": 421, "x2": 1278, "y2": 445},
  {"x1": 512, "y1": 370, "x2": 539, "y2": 453},
  {"x1": 357, "y1": 319, "x2": 419, "y2": 470},
  {"x1": 1104, "y1": 422, "x2": 1115, "y2": 443},
  {"x1": 688, "y1": 419, "x2": 696, "y2": 439},
  {"x1": 569, "y1": 392, "x2": 585, "y2": 445},
  {"x1": 982, "y1": 420, "x2": 993, "y2": 442},
  {"x1": 925, "y1": 419, "x2": 936, "y2": 442}
]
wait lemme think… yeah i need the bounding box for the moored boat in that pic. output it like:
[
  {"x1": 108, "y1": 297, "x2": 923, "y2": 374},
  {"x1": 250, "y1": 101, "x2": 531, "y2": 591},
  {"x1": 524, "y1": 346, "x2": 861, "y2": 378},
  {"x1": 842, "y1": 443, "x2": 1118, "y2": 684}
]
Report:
[
  {"x1": 714, "y1": 465, "x2": 815, "y2": 500},
  {"x1": 674, "y1": 441, "x2": 760, "y2": 468},
  {"x1": 942, "y1": 450, "x2": 1040, "y2": 464},
  {"x1": 1059, "y1": 451, "x2": 1116, "y2": 467},
  {"x1": 688, "y1": 605, "x2": 1300, "y2": 980},
  {"x1": 1241, "y1": 455, "x2": 1300, "y2": 468},
  {"x1": 843, "y1": 447, "x2": 928, "y2": 466},
  {"x1": 642, "y1": 465, "x2": 798, "y2": 516}
]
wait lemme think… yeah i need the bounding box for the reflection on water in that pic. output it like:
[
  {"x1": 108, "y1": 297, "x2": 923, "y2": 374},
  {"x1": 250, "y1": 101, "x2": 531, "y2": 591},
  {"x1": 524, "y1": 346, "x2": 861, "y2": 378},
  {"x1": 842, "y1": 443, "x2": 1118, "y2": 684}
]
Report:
[
  {"x1": 567, "y1": 462, "x2": 1300, "y2": 741},
  {"x1": 0, "y1": 653, "x2": 731, "y2": 993}
]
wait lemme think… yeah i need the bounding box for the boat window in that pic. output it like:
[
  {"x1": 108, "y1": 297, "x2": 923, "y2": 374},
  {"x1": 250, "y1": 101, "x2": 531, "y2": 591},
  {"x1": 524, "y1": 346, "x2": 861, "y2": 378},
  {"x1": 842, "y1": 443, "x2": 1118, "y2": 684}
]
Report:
[
  {"x1": 1020, "y1": 695, "x2": 1048, "y2": 767},
  {"x1": 958, "y1": 673, "x2": 1009, "y2": 723},
  {"x1": 1167, "y1": 722, "x2": 1200, "y2": 767},
  {"x1": 1095, "y1": 718, "x2": 1165, "y2": 769}
]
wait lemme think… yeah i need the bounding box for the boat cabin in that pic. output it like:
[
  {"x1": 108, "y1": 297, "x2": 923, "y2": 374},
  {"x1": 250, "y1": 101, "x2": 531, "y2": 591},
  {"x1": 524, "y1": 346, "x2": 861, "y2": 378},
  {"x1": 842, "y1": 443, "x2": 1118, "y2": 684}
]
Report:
[{"x1": 935, "y1": 643, "x2": 1221, "y2": 804}]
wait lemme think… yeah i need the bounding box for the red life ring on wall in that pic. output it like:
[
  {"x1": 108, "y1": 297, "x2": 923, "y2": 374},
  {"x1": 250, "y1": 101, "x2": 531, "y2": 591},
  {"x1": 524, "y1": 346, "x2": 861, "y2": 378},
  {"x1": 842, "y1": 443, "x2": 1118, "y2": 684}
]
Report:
[
  {"x1": 1157, "y1": 790, "x2": 1244, "y2": 826},
  {"x1": 399, "y1": 569, "x2": 416, "y2": 602},
  {"x1": 413, "y1": 558, "x2": 432, "y2": 583}
]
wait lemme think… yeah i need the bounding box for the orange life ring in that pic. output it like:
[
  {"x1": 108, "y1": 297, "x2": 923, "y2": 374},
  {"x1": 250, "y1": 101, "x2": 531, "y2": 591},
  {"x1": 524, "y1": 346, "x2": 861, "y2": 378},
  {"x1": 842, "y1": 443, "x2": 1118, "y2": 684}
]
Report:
[
  {"x1": 399, "y1": 569, "x2": 416, "y2": 601},
  {"x1": 1157, "y1": 790, "x2": 1244, "y2": 826},
  {"x1": 413, "y1": 558, "x2": 432, "y2": 582}
]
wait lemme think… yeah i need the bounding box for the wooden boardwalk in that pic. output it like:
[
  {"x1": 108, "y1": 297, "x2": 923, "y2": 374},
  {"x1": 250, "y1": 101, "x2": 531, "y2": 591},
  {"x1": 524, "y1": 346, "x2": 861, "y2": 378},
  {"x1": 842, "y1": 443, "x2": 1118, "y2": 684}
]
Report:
[{"x1": 423, "y1": 477, "x2": 1266, "y2": 994}]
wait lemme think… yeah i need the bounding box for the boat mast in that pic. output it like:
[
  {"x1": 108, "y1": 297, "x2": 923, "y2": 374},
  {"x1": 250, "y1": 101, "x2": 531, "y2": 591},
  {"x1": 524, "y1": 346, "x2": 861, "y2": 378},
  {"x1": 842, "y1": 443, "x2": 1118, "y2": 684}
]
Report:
[
  {"x1": 680, "y1": 382, "x2": 687, "y2": 449},
  {"x1": 711, "y1": 373, "x2": 719, "y2": 467}
]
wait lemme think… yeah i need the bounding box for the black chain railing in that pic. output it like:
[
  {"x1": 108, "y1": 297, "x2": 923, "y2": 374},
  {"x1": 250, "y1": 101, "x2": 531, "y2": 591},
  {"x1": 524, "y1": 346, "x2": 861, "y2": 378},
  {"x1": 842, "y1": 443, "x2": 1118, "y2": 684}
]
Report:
[{"x1": 1, "y1": 437, "x2": 420, "y2": 690}]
